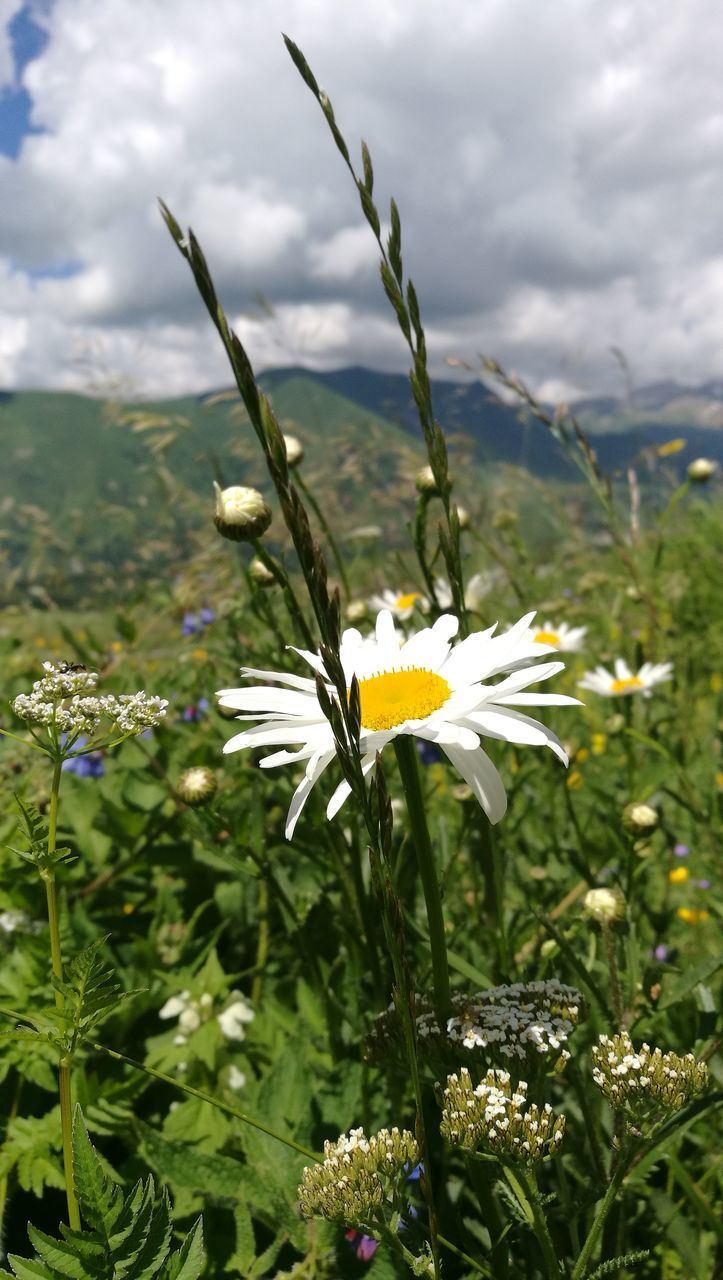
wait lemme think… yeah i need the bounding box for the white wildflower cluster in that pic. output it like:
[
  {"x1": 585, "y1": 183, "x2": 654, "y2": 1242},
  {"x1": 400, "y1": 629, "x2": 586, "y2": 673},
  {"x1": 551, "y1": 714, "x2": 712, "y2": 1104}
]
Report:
[
  {"x1": 368, "y1": 981, "x2": 582, "y2": 1075},
  {"x1": 159, "y1": 989, "x2": 254, "y2": 1046},
  {"x1": 440, "y1": 1067, "x2": 565, "y2": 1161},
  {"x1": 298, "y1": 1126, "x2": 419, "y2": 1224},
  {"x1": 12, "y1": 662, "x2": 167, "y2": 743},
  {"x1": 591, "y1": 1033, "x2": 708, "y2": 1126}
]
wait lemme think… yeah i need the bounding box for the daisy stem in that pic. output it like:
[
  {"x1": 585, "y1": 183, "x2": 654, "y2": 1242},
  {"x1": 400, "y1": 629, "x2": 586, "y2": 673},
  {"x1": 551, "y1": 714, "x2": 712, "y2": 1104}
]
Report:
[{"x1": 393, "y1": 736, "x2": 450, "y2": 1021}]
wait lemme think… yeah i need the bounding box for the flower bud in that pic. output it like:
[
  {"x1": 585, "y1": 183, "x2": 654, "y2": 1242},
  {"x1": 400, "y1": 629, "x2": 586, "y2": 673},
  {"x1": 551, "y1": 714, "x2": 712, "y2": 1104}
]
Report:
[
  {"x1": 345, "y1": 600, "x2": 369, "y2": 624},
  {"x1": 455, "y1": 504, "x2": 470, "y2": 530},
  {"x1": 416, "y1": 464, "x2": 441, "y2": 496},
  {"x1": 283, "y1": 433, "x2": 304, "y2": 466},
  {"x1": 583, "y1": 886, "x2": 626, "y2": 927},
  {"x1": 213, "y1": 483, "x2": 272, "y2": 542},
  {"x1": 248, "y1": 556, "x2": 276, "y2": 586},
  {"x1": 687, "y1": 457, "x2": 717, "y2": 482},
  {"x1": 623, "y1": 802, "x2": 658, "y2": 835},
  {"x1": 177, "y1": 766, "x2": 217, "y2": 807}
]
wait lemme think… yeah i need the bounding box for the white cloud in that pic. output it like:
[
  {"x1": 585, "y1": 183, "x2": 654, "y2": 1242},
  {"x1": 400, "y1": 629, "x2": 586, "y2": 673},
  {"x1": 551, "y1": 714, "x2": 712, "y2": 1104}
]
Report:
[{"x1": 1, "y1": 0, "x2": 723, "y2": 397}]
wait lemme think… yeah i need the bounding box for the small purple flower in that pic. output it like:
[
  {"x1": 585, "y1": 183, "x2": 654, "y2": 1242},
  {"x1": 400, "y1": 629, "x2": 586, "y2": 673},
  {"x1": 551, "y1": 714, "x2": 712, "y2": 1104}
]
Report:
[
  {"x1": 345, "y1": 1230, "x2": 378, "y2": 1261},
  {"x1": 62, "y1": 737, "x2": 104, "y2": 779},
  {"x1": 653, "y1": 943, "x2": 671, "y2": 963},
  {"x1": 416, "y1": 741, "x2": 442, "y2": 766},
  {"x1": 696, "y1": 879, "x2": 711, "y2": 890},
  {"x1": 182, "y1": 608, "x2": 215, "y2": 638},
  {"x1": 673, "y1": 844, "x2": 689, "y2": 858},
  {"x1": 182, "y1": 697, "x2": 210, "y2": 723}
]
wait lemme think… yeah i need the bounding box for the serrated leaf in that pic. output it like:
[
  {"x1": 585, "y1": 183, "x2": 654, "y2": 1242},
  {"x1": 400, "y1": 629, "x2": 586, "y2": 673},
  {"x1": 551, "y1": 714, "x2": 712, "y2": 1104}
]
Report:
[
  {"x1": 162, "y1": 1219, "x2": 205, "y2": 1280},
  {"x1": 72, "y1": 1108, "x2": 123, "y2": 1239},
  {"x1": 136, "y1": 1119, "x2": 244, "y2": 1200},
  {"x1": 131, "y1": 1187, "x2": 173, "y2": 1280},
  {"x1": 26, "y1": 1225, "x2": 102, "y2": 1279},
  {"x1": 5, "y1": 1261, "x2": 56, "y2": 1280}
]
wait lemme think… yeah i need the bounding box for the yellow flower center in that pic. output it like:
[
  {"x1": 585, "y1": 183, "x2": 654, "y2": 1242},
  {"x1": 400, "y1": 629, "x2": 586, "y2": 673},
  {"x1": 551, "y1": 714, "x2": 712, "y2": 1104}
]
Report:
[
  {"x1": 534, "y1": 630, "x2": 560, "y2": 646},
  {"x1": 395, "y1": 592, "x2": 421, "y2": 611},
  {"x1": 356, "y1": 667, "x2": 450, "y2": 731},
  {"x1": 611, "y1": 676, "x2": 643, "y2": 694}
]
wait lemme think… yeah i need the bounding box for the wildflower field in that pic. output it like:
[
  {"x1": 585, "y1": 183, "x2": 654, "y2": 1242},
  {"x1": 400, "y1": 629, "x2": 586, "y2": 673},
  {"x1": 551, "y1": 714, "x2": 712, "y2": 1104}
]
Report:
[{"x1": 1, "y1": 39, "x2": 722, "y2": 1280}]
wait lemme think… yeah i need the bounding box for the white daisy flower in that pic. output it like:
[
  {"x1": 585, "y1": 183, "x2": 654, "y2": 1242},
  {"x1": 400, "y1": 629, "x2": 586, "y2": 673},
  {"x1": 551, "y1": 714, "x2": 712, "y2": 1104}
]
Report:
[
  {"x1": 218, "y1": 610, "x2": 580, "y2": 838},
  {"x1": 434, "y1": 571, "x2": 499, "y2": 613},
  {"x1": 578, "y1": 659, "x2": 672, "y2": 698},
  {"x1": 368, "y1": 589, "x2": 428, "y2": 620},
  {"x1": 531, "y1": 621, "x2": 587, "y2": 653}
]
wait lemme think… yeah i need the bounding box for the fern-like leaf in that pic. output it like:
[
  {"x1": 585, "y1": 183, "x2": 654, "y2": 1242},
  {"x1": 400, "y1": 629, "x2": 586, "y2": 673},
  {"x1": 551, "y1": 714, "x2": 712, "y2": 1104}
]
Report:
[
  {"x1": 4, "y1": 1111, "x2": 205, "y2": 1280},
  {"x1": 586, "y1": 1250, "x2": 649, "y2": 1279},
  {"x1": 51, "y1": 938, "x2": 142, "y2": 1052}
]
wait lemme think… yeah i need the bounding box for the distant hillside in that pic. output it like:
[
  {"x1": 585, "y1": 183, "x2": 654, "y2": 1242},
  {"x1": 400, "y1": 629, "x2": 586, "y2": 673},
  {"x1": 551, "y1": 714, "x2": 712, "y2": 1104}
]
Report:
[
  {"x1": 263, "y1": 367, "x2": 723, "y2": 474},
  {"x1": 2, "y1": 366, "x2": 721, "y2": 607}
]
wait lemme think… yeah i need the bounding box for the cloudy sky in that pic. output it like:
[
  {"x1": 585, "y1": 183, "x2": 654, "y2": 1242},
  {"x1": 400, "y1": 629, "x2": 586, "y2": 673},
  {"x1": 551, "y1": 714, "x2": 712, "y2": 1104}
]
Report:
[{"x1": 1, "y1": 0, "x2": 723, "y2": 401}]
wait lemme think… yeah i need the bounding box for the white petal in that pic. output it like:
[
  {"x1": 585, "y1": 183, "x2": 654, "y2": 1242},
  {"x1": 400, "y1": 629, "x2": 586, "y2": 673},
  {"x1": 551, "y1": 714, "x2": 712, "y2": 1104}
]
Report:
[
  {"x1": 415, "y1": 722, "x2": 480, "y2": 750},
  {"x1": 218, "y1": 687, "x2": 320, "y2": 714},
  {"x1": 401, "y1": 613, "x2": 459, "y2": 669},
  {"x1": 442, "y1": 744, "x2": 508, "y2": 824},
  {"x1": 285, "y1": 750, "x2": 335, "y2": 839},
  {"x1": 466, "y1": 708, "x2": 568, "y2": 762},
  {"x1": 325, "y1": 752, "x2": 377, "y2": 821},
  {"x1": 495, "y1": 692, "x2": 582, "y2": 706},
  {"x1": 219, "y1": 668, "x2": 318, "y2": 692},
  {"x1": 159, "y1": 992, "x2": 189, "y2": 1019},
  {"x1": 375, "y1": 609, "x2": 398, "y2": 648}
]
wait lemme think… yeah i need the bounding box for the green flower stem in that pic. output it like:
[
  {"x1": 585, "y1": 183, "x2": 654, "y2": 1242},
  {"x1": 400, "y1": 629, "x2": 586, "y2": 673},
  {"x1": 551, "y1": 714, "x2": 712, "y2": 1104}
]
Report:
[
  {"x1": 42, "y1": 756, "x2": 81, "y2": 1231},
  {"x1": 468, "y1": 1159, "x2": 509, "y2": 1278},
  {"x1": 394, "y1": 736, "x2": 450, "y2": 1022},
  {"x1": 294, "y1": 469, "x2": 351, "y2": 601},
  {"x1": 571, "y1": 1144, "x2": 636, "y2": 1280},
  {"x1": 250, "y1": 538, "x2": 315, "y2": 651},
  {"x1": 603, "y1": 927, "x2": 624, "y2": 1027},
  {"x1": 502, "y1": 1164, "x2": 561, "y2": 1280},
  {"x1": 90, "y1": 1041, "x2": 320, "y2": 1162}
]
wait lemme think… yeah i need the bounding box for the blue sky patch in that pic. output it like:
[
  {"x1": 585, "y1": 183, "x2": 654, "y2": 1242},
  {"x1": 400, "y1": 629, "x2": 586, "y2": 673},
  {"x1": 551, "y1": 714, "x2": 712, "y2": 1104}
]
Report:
[{"x1": 0, "y1": 2, "x2": 51, "y2": 159}]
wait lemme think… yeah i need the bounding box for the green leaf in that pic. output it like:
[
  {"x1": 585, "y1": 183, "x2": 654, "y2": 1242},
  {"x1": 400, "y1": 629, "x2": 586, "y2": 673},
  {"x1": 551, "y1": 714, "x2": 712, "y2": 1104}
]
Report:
[
  {"x1": 72, "y1": 1108, "x2": 123, "y2": 1239},
  {"x1": 658, "y1": 955, "x2": 722, "y2": 1009},
  {"x1": 162, "y1": 1219, "x2": 205, "y2": 1280},
  {"x1": 26, "y1": 1225, "x2": 101, "y2": 1279},
  {"x1": 136, "y1": 1119, "x2": 244, "y2": 1200},
  {"x1": 5, "y1": 1261, "x2": 57, "y2": 1280}
]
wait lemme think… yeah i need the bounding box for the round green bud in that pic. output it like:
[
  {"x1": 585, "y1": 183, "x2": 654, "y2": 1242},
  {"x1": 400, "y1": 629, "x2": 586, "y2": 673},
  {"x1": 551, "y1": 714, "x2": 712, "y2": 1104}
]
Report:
[{"x1": 213, "y1": 483, "x2": 271, "y2": 542}]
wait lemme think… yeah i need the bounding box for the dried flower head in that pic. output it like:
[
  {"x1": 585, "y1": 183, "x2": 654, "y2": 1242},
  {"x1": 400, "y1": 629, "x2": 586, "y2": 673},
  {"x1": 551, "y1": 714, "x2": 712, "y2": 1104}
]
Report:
[
  {"x1": 592, "y1": 1032, "x2": 708, "y2": 1128},
  {"x1": 298, "y1": 1126, "x2": 419, "y2": 1225},
  {"x1": 213, "y1": 483, "x2": 272, "y2": 541},
  {"x1": 440, "y1": 1067, "x2": 565, "y2": 1161}
]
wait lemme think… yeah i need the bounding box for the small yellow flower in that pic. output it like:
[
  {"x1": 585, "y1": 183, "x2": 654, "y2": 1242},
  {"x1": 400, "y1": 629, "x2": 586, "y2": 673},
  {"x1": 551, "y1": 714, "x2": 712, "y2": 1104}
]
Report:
[
  {"x1": 668, "y1": 867, "x2": 689, "y2": 885},
  {"x1": 109, "y1": 640, "x2": 124, "y2": 654},
  {"x1": 591, "y1": 733, "x2": 607, "y2": 755},
  {"x1": 711, "y1": 674, "x2": 722, "y2": 693},
  {"x1": 575, "y1": 747, "x2": 589, "y2": 764},
  {"x1": 657, "y1": 437, "x2": 686, "y2": 457},
  {"x1": 122, "y1": 902, "x2": 135, "y2": 915},
  {"x1": 716, "y1": 771, "x2": 723, "y2": 789},
  {"x1": 566, "y1": 769, "x2": 584, "y2": 790},
  {"x1": 191, "y1": 647, "x2": 209, "y2": 661},
  {"x1": 676, "y1": 907, "x2": 709, "y2": 924}
]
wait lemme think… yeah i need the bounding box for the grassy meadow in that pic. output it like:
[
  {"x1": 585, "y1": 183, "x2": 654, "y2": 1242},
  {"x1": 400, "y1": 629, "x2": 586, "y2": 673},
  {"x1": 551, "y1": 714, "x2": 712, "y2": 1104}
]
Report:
[{"x1": 0, "y1": 39, "x2": 722, "y2": 1280}]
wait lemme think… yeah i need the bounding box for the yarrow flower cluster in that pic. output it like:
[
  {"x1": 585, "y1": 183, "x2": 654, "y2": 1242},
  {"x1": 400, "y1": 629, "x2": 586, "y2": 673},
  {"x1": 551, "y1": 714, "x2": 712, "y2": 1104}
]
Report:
[
  {"x1": 367, "y1": 981, "x2": 582, "y2": 1074},
  {"x1": 591, "y1": 1032, "x2": 708, "y2": 1127},
  {"x1": 297, "y1": 1126, "x2": 419, "y2": 1224},
  {"x1": 440, "y1": 1067, "x2": 565, "y2": 1161},
  {"x1": 219, "y1": 609, "x2": 579, "y2": 838},
  {"x1": 12, "y1": 662, "x2": 167, "y2": 748},
  {"x1": 159, "y1": 988, "x2": 254, "y2": 1046}
]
